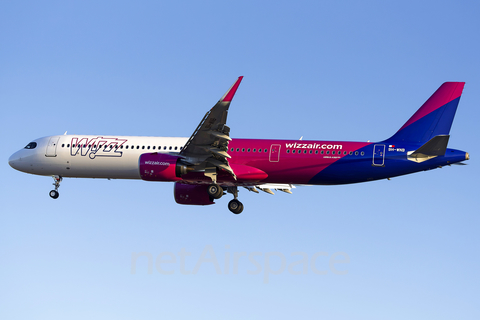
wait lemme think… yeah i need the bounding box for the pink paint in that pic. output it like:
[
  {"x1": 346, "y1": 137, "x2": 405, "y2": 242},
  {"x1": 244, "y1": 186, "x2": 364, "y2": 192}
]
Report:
[
  {"x1": 226, "y1": 139, "x2": 371, "y2": 184},
  {"x1": 139, "y1": 153, "x2": 182, "y2": 182},
  {"x1": 398, "y1": 82, "x2": 464, "y2": 132},
  {"x1": 221, "y1": 76, "x2": 244, "y2": 102},
  {"x1": 174, "y1": 183, "x2": 214, "y2": 205},
  {"x1": 229, "y1": 163, "x2": 268, "y2": 180}
]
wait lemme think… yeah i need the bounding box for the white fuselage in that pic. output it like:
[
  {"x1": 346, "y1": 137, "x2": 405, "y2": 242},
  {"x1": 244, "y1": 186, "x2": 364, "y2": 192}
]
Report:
[{"x1": 8, "y1": 135, "x2": 189, "y2": 179}]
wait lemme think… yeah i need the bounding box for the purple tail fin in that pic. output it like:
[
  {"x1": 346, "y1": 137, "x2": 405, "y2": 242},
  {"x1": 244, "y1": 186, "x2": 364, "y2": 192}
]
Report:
[{"x1": 385, "y1": 82, "x2": 465, "y2": 144}]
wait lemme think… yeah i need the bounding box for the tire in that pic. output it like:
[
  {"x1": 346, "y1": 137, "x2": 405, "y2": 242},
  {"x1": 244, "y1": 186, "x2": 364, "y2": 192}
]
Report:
[
  {"x1": 207, "y1": 184, "x2": 223, "y2": 199},
  {"x1": 49, "y1": 190, "x2": 59, "y2": 199},
  {"x1": 228, "y1": 199, "x2": 243, "y2": 214}
]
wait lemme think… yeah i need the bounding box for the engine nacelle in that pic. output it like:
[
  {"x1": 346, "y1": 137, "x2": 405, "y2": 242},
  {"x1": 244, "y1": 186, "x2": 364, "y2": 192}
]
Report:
[
  {"x1": 174, "y1": 182, "x2": 215, "y2": 205},
  {"x1": 139, "y1": 153, "x2": 190, "y2": 181}
]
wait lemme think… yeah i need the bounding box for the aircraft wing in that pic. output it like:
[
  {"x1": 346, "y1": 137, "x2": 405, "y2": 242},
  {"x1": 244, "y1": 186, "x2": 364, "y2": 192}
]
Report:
[
  {"x1": 245, "y1": 184, "x2": 296, "y2": 195},
  {"x1": 180, "y1": 77, "x2": 243, "y2": 178}
]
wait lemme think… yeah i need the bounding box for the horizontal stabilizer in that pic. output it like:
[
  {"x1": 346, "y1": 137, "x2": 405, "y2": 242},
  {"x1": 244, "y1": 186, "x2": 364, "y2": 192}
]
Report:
[
  {"x1": 412, "y1": 135, "x2": 450, "y2": 156},
  {"x1": 407, "y1": 135, "x2": 450, "y2": 163}
]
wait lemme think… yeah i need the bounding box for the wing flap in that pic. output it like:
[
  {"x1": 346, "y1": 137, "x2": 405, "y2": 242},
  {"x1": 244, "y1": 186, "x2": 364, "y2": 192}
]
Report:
[
  {"x1": 179, "y1": 77, "x2": 243, "y2": 181},
  {"x1": 244, "y1": 184, "x2": 295, "y2": 195}
]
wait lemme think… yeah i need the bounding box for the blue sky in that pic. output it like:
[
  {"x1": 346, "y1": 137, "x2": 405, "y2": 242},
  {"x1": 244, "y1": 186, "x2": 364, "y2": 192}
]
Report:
[{"x1": 1, "y1": 1, "x2": 479, "y2": 319}]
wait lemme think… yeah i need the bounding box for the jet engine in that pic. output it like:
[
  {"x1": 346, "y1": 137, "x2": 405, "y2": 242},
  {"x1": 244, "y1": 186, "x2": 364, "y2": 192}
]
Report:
[
  {"x1": 174, "y1": 182, "x2": 215, "y2": 205},
  {"x1": 139, "y1": 153, "x2": 191, "y2": 181}
]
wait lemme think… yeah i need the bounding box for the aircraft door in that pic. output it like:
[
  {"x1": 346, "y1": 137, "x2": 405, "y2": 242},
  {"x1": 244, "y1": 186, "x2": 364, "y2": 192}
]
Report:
[
  {"x1": 46, "y1": 137, "x2": 60, "y2": 157},
  {"x1": 269, "y1": 144, "x2": 281, "y2": 162},
  {"x1": 372, "y1": 144, "x2": 385, "y2": 166}
]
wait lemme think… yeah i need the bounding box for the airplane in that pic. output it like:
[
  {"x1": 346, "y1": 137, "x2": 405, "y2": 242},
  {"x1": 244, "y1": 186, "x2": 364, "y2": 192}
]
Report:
[{"x1": 8, "y1": 77, "x2": 469, "y2": 214}]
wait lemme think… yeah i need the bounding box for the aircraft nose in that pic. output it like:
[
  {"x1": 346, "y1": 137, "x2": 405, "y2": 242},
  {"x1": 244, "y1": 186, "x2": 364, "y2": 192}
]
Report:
[{"x1": 8, "y1": 152, "x2": 21, "y2": 170}]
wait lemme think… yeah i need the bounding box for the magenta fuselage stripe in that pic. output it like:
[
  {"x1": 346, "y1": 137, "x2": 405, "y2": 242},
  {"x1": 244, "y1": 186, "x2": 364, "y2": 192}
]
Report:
[{"x1": 227, "y1": 139, "x2": 370, "y2": 184}]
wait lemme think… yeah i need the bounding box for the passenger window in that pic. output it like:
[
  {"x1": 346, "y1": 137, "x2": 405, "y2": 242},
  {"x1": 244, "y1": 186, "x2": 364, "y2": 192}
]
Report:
[
  {"x1": 259, "y1": 149, "x2": 262, "y2": 153},
  {"x1": 175, "y1": 146, "x2": 178, "y2": 150},
  {"x1": 253, "y1": 148, "x2": 256, "y2": 152},
  {"x1": 361, "y1": 152, "x2": 365, "y2": 156},
  {"x1": 169, "y1": 146, "x2": 172, "y2": 150},
  {"x1": 292, "y1": 150, "x2": 296, "y2": 154},
  {"x1": 355, "y1": 151, "x2": 359, "y2": 156},
  {"x1": 264, "y1": 149, "x2": 267, "y2": 153},
  {"x1": 236, "y1": 148, "x2": 239, "y2": 152},
  {"x1": 287, "y1": 150, "x2": 290, "y2": 153},
  {"x1": 242, "y1": 148, "x2": 245, "y2": 152},
  {"x1": 247, "y1": 148, "x2": 251, "y2": 152}
]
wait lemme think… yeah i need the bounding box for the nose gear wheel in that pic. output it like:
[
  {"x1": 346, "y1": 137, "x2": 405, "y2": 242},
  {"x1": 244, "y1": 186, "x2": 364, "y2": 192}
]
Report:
[{"x1": 49, "y1": 175, "x2": 62, "y2": 199}]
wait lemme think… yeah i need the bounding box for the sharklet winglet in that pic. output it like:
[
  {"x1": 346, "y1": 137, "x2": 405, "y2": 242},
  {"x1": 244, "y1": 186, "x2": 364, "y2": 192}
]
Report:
[{"x1": 219, "y1": 76, "x2": 243, "y2": 102}]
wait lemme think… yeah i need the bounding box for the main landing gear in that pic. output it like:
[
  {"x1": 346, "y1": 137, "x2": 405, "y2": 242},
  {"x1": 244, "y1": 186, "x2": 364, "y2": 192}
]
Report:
[
  {"x1": 228, "y1": 199, "x2": 243, "y2": 214},
  {"x1": 207, "y1": 183, "x2": 224, "y2": 199},
  {"x1": 207, "y1": 183, "x2": 244, "y2": 214},
  {"x1": 49, "y1": 175, "x2": 62, "y2": 199},
  {"x1": 227, "y1": 186, "x2": 243, "y2": 214}
]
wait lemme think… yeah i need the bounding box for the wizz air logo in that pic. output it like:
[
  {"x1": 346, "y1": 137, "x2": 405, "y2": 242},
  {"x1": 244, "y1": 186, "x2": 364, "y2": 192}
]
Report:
[
  {"x1": 285, "y1": 142, "x2": 343, "y2": 150},
  {"x1": 70, "y1": 137, "x2": 127, "y2": 159}
]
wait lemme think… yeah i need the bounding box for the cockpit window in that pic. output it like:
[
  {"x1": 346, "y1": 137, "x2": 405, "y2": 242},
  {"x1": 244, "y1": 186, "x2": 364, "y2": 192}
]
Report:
[{"x1": 24, "y1": 142, "x2": 37, "y2": 149}]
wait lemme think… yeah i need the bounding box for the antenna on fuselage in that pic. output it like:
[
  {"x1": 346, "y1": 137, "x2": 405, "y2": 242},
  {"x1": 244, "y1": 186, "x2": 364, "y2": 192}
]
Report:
[
  {"x1": 64, "y1": 131, "x2": 68, "y2": 135},
  {"x1": 299, "y1": 136, "x2": 303, "y2": 140}
]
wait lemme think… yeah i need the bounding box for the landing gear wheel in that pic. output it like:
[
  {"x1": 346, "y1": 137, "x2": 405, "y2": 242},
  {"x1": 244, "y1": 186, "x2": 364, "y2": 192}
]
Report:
[
  {"x1": 50, "y1": 175, "x2": 62, "y2": 199},
  {"x1": 207, "y1": 184, "x2": 223, "y2": 199},
  {"x1": 49, "y1": 190, "x2": 59, "y2": 199},
  {"x1": 228, "y1": 199, "x2": 244, "y2": 214}
]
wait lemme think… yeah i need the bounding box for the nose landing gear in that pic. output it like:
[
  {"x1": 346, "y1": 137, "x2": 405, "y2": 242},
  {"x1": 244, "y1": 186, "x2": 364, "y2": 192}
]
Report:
[{"x1": 49, "y1": 175, "x2": 62, "y2": 199}]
